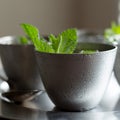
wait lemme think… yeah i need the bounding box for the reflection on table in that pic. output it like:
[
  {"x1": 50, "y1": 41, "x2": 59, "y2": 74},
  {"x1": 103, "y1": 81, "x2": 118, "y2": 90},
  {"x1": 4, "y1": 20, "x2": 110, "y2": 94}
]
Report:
[{"x1": 0, "y1": 72, "x2": 119, "y2": 120}]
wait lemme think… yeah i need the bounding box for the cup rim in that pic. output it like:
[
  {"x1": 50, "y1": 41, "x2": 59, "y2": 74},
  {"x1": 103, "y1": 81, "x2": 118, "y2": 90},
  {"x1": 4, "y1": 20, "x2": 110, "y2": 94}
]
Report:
[
  {"x1": 0, "y1": 35, "x2": 33, "y2": 46},
  {"x1": 35, "y1": 42, "x2": 117, "y2": 55}
]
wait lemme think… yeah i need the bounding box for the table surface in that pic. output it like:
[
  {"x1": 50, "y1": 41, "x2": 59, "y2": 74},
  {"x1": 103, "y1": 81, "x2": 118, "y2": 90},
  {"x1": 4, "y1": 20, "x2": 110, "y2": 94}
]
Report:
[{"x1": 0, "y1": 73, "x2": 119, "y2": 120}]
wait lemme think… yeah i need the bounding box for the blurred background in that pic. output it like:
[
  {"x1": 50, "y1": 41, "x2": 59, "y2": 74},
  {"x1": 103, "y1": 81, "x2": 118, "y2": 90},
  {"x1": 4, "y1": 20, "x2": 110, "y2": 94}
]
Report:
[
  {"x1": 0, "y1": 0, "x2": 119, "y2": 105},
  {"x1": 0, "y1": 0, "x2": 118, "y2": 36}
]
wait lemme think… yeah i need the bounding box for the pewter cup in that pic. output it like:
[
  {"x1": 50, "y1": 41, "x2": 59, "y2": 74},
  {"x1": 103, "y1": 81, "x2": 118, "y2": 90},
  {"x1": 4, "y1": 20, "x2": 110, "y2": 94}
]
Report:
[
  {"x1": 0, "y1": 36, "x2": 44, "y2": 90},
  {"x1": 36, "y1": 42, "x2": 117, "y2": 111}
]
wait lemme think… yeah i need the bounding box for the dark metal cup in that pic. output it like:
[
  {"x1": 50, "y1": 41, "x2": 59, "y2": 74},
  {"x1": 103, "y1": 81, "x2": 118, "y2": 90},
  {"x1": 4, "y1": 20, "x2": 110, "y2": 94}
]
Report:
[
  {"x1": 0, "y1": 36, "x2": 44, "y2": 91},
  {"x1": 36, "y1": 42, "x2": 117, "y2": 111}
]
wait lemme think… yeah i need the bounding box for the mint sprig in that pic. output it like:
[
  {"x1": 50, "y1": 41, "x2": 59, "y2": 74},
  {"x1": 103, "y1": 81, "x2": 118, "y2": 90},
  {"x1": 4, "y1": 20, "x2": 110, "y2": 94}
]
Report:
[
  {"x1": 21, "y1": 23, "x2": 77, "y2": 54},
  {"x1": 104, "y1": 22, "x2": 120, "y2": 43},
  {"x1": 21, "y1": 23, "x2": 55, "y2": 53},
  {"x1": 80, "y1": 50, "x2": 98, "y2": 54},
  {"x1": 49, "y1": 29, "x2": 77, "y2": 53},
  {"x1": 19, "y1": 36, "x2": 30, "y2": 45}
]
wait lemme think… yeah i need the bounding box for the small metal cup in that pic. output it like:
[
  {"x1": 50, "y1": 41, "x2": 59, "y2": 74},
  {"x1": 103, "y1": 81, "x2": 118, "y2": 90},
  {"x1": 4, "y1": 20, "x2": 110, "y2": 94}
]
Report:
[
  {"x1": 36, "y1": 42, "x2": 117, "y2": 111},
  {"x1": 0, "y1": 36, "x2": 44, "y2": 91}
]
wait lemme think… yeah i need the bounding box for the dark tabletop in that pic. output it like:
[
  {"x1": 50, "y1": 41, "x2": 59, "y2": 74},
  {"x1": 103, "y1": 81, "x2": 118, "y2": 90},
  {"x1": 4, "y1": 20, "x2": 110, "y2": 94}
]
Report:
[{"x1": 0, "y1": 72, "x2": 120, "y2": 120}]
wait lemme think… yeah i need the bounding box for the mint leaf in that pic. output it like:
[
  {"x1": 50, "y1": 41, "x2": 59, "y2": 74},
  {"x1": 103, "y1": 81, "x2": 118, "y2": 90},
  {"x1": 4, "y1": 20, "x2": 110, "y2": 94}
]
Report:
[
  {"x1": 21, "y1": 23, "x2": 54, "y2": 53},
  {"x1": 21, "y1": 23, "x2": 77, "y2": 54},
  {"x1": 19, "y1": 36, "x2": 29, "y2": 45},
  {"x1": 21, "y1": 23, "x2": 40, "y2": 42},
  {"x1": 49, "y1": 34, "x2": 58, "y2": 51},
  {"x1": 49, "y1": 29, "x2": 77, "y2": 54},
  {"x1": 111, "y1": 22, "x2": 120, "y2": 34},
  {"x1": 80, "y1": 50, "x2": 98, "y2": 54},
  {"x1": 104, "y1": 22, "x2": 120, "y2": 43},
  {"x1": 35, "y1": 38, "x2": 55, "y2": 53}
]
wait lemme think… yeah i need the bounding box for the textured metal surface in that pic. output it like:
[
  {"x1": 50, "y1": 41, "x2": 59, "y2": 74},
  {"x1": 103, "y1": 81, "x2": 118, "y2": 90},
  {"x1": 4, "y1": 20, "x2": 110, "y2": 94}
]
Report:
[
  {"x1": 114, "y1": 42, "x2": 120, "y2": 85},
  {"x1": 0, "y1": 74, "x2": 120, "y2": 119},
  {"x1": 0, "y1": 36, "x2": 44, "y2": 90},
  {"x1": 36, "y1": 43, "x2": 117, "y2": 111},
  {"x1": 0, "y1": 83, "x2": 120, "y2": 120}
]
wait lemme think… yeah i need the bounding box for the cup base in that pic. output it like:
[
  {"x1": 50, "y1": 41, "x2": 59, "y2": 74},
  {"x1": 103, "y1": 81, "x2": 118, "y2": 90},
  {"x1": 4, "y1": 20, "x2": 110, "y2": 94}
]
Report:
[{"x1": 54, "y1": 105, "x2": 96, "y2": 112}]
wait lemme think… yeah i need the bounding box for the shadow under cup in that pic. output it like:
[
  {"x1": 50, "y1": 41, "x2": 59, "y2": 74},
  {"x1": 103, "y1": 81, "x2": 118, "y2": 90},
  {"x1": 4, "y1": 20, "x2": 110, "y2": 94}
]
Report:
[
  {"x1": 0, "y1": 36, "x2": 44, "y2": 91},
  {"x1": 36, "y1": 42, "x2": 117, "y2": 111}
]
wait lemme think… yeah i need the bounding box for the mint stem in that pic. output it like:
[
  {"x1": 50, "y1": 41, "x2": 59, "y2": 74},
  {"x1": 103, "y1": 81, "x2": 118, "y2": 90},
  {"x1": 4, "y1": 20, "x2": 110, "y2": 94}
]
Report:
[{"x1": 56, "y1": 36, "x2": 63, "y2": 53}]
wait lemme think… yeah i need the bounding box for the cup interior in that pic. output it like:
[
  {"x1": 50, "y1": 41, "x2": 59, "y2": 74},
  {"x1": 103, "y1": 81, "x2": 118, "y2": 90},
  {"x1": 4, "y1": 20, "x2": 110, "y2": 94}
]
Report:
[{"x1": 75, "y1": 42, "x2": 116, "y2": 53}]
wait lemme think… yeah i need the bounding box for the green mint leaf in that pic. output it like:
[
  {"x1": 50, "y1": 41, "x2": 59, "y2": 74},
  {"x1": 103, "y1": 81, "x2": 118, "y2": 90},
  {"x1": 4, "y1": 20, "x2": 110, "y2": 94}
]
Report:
[
  {"x1": 49, "y1": 28, "x2": 77, "y2": 54},
  {"x1": 80, "y1": 50, "x2": 98, "y2": 54},
  {"x1": 49, "y1": 34, "x2": 58, "y2": 51},
  {"x1": 111, "y1": 22, "x2": 120, "y2": 34},
  {"x1": 19, "y1": 36, "x2": 29, "y2": 45},
  {"x1": 104, "y1": 22, "x2": 120, "y2": 43},
  {"x1": 21, "y1": 23, "x2": 77, "y2": 54},
  {"x1": 20, "y1": 23, "x2": 54, "y2": 53},
  {"x1": 21, "y1": 23, "x2": 40, "y2": 43},
  {"x1": 35, "y1": 38, "x2": 55, "y2": 53}
]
